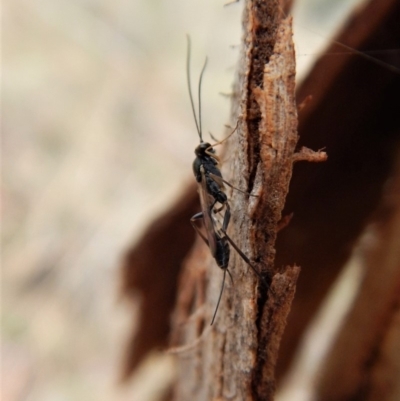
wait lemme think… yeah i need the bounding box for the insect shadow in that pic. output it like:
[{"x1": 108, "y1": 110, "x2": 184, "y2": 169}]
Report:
[{"x1": 186, "y1": 36, "x2": 265, "y2": 325}]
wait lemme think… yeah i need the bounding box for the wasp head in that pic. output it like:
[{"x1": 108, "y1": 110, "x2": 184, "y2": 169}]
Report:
[{"x1": 195, "y1": 142, "x2": 214, "y2": 157}]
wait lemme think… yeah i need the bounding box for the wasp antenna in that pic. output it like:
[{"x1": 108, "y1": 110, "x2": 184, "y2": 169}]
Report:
[
  {"x1": 198, "y1": 56, "x2": 208, "y2": 142},
  {"x1": 211, "y1": 268, "x2": 227, "y2": 325},
  {"x1": 186, "y1": 35, "x2": 202, "y2": 141}
]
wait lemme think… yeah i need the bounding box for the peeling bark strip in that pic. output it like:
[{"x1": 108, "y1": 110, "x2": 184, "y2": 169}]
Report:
[
  {"x1": 243, "y1": 0, "x2": 282, "y2": 190},
  {"x1": 172, "y1": 0, "x2": 306, "y2": 399},
  {"x1": 241, "y1": 13, "x2": 301, "y2": 401},
  {"x1": 252, "y1": 266, "x2": 300, "y2": 398}
]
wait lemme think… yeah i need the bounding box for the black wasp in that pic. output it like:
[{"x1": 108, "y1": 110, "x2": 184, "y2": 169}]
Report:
[{"x1": 186, "y1": 36, "x2": 264, "y2": 325}]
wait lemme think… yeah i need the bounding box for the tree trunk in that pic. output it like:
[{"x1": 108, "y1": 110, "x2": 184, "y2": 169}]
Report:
[{"x1": 170, "y1": 2, "x2": 324, "y2": 400}]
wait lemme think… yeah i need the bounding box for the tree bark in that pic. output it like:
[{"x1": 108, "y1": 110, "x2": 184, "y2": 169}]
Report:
[
  {"x1": 120, "y1": 0, "x2": 400, "y2": 400},
  {"x1": 170, "y1": 2, "x2": 324, "y2": 400}
]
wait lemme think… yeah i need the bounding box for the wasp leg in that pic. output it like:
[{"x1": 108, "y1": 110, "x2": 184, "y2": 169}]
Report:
[
  {"x1": 209, "y1": 198, "x2": 229, "y2": 218},
  {"x1": 212, "y1": 202, "x2": 226, "y2": 215},
  {"x1": 221, "y1": 203, "x2": 231, "y2": 232},
  {"x1": 209, "y1": 131, "x2": 220, "y2": 142},
  {"x1": 219, "y1": 203, "x2": 259, "y2": 278},
  {"x1": 190, "y1": 212, "x2": 210, "y2": 247},
  {"x1": 219, "y1": 205, "x2": 264, "y2": 284},
  {"x1": 205, "y1": 120, "x2": 240, "y2": 155},
  {"x1": 224, "y1": 0, "x2": 240, "y2": 6},
  {"x1": 209, "y1": 173, "x2": 258, "y2": 197},
  {"x1": 210, "y1": 268, "x2": 227, "y2": 326}
]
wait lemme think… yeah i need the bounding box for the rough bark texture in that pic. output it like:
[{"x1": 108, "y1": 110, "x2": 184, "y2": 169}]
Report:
[
  {"x1": 170, "y1": 1, "x2": 323, "y2": 400},
  {"x1": 120, "y1": 0, "x2": 400, "y2": 399}
]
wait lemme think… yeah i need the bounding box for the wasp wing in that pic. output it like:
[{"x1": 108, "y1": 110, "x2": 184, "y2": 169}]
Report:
[{"x1": 198, "y1": 169, "x2": 218, "y2": 257}]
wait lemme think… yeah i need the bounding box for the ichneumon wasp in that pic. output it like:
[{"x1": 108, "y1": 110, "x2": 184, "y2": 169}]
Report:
[{"x1": 186, "y1": 36, "x2": 264, "y2": 325}]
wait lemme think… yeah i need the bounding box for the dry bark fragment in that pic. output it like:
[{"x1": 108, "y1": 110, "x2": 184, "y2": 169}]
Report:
[
  {"x1": 119, "y1": 0, "x2": 400, "y2": 394},
  {"x1": 171, "y1": 1, "x2": 307, "y2": 399}
]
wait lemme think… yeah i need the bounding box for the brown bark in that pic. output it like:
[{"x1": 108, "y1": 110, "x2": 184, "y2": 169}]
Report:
[
  {"x1": 170, "y1": 1, "x2": 322, "y2": 399},
  {"x1": 120, "y1": 0, "x2": 400, "y2": 399}
]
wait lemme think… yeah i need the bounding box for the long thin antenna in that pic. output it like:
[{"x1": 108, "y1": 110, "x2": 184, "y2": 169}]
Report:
[
  {"x1": 186, "y1": 35, "x2": 202, "y2": 141},
  {"x1": 211, "y1": 269, "x2": 227, "y2": 325},
  {"x1": 198, "y1": 57, "x2": 208, "y2": 140}
]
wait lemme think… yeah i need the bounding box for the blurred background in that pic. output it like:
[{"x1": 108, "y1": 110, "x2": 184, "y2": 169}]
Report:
[{"x1": 2, "y1": 0, "x2": 369, "y2": 400}]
